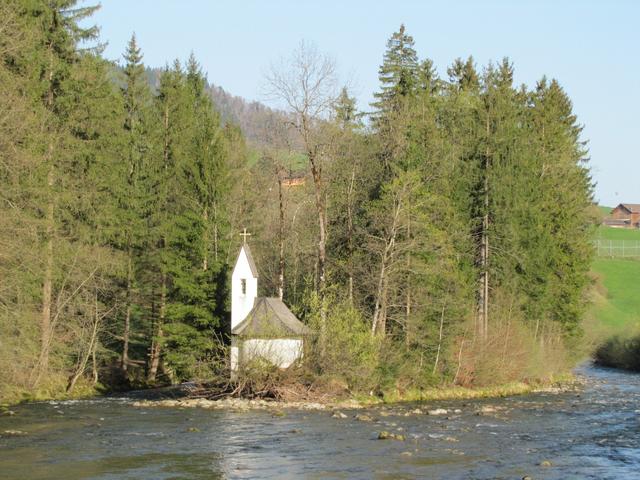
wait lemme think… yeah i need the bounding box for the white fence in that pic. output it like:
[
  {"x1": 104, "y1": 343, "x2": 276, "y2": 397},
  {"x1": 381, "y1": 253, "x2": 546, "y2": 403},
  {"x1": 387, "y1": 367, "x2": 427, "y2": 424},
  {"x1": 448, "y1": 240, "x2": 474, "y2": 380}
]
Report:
[{"x1": 594, "y1": 240, "x2": 640, "y2": 258}]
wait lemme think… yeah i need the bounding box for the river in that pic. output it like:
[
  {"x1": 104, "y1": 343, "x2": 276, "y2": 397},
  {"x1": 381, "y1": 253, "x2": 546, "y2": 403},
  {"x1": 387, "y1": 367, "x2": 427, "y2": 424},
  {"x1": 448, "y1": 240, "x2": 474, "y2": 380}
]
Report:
[{"x1": 1, "y1": 364, "x2": 639, "y2": 479}]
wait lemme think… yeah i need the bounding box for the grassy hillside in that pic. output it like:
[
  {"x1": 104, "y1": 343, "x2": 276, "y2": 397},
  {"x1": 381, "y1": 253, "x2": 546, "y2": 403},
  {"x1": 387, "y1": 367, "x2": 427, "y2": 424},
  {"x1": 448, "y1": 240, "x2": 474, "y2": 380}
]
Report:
[
  {"x1": 590, "y1": 258, "x2": 640, "y2": 329},
  {"x1": 598, "y1": 205, "x2": 612, "y2": 216},
  {"x1": 588, "y1": 225, "x2": 640, "y2": 370},
  {"x1": 246, "y1": 148, "x2": 308, "y2": 170},
  {"x1": 590, "y1": 225, "x2": 640, "y2": 330},
  {"x1": 595, "y1": 225, "x2": 640, "y2": 241}
]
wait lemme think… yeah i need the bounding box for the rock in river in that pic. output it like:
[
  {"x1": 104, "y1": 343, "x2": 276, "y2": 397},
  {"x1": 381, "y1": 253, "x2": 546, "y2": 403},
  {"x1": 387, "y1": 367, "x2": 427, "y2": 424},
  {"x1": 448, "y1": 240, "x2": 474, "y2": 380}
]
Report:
[
  {"x1": 378, "y1": 431, "x2": 405, "y2": 441},
  {"x1": 427, "y1": 408, "x2": 448, "y2": 416},
  {"x1": 355, "y1": 413, "x2": 374, "y2": 422}
]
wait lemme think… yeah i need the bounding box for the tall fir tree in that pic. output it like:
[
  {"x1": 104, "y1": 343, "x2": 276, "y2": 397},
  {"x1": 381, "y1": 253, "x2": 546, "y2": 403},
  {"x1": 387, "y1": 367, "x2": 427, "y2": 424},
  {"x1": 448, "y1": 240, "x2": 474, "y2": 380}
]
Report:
[
  {"x1": 12, "y1": 0, "x2": 103, "y2": 381},
  {"x1": 113, "y1": 33, "x2": 157, "y2": 373},
  {"x1": 372, "y1": 24, "x2": 419, "y2": 118}
]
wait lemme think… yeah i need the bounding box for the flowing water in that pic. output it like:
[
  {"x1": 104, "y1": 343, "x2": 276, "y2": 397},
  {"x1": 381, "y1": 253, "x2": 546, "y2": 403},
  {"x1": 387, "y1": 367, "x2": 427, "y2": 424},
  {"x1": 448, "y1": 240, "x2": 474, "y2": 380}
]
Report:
[{"x1": 1, "y1": 365, "x2": 639, "y2": 479}]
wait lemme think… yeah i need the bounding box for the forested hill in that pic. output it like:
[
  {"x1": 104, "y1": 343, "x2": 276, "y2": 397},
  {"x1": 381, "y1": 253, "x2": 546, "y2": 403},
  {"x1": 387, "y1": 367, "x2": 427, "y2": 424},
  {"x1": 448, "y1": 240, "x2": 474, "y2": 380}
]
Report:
[{"x1": 144, "y1": 67, "x2": 286, "y2": 146}]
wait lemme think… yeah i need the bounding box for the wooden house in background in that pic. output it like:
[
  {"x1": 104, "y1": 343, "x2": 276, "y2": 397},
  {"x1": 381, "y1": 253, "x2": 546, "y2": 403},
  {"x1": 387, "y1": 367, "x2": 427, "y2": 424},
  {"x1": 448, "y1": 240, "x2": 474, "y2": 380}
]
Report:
[
  {"x1": 603, "y1": 203, "x2": 640, "y2": 229},
  {"x1": 281, "y1": 171, "x2": 306, "y2": 188}
]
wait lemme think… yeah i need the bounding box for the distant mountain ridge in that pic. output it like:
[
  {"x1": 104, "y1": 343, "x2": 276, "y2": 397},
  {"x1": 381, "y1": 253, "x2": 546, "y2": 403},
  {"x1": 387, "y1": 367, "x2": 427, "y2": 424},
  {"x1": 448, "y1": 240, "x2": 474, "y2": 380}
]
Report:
[{"x1": 145, "y1": 68, "x2": 286, "y2": 146}]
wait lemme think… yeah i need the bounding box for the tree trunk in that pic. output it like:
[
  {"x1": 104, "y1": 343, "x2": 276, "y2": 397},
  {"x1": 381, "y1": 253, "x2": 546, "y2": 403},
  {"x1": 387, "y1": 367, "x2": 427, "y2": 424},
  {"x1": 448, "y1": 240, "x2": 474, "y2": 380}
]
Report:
[
  {"x1": 147, "y1": 101, "x2": 170, "y2": 383},
  {"x1": 67, "y1": 291, "x2": 100, "y2": 393},
  {"x1": 147, "y1": 271, "x2": 166, "y2": 383},
  {"x1": 372, "y1": 261, "x2": 387, "y2": 335},
  {"x1": 379, "y1": 274, "x2": 389, "y2": 335},
  {"x1": 347, "y1": 166, "x2": 356, "y2": 305},
  {"x1": 405, "y1": 203, "x2": 412, "y2": 338},
  {"x1": 148, "y1": 328, "x2": 163, "y2": 383},
  {"x1": 38, "y1": 162, "x2": 55, "y2": 378},
  {"x1": 453, "y1": 340, "x2": 465, "y2": 385},
  {"x1": 309, "y1": 154, "x2": 327, "y2": 348},
  {"x1": 477, "y1": 206, "x2": 489, "y2": 341},
  {"x1": 277, "y1": 169, "x2": 285, "y2": 300},
  {"x1": 310, "y1": 160, "x2": 327, "y2": 295},
  {"x1": 91, "y1": 344, "x2": 98, "y2": 386},
  {"x1": 146, "y1": 288, "x2": 156, "y2": 376},
  {"x1": 38, "y1": 42, "x2": 57, "y2": 379},
  {"x1": 202, "y1": 206, "x2": 209, "y2": 271},
  {"x1": 372, "y1": 199, "x2": 401, "y2": 335},
  {"x1": 121, "y1": 248, "x2": 132, "y2": 372},
  {"x1": 477, "y1": 115, "x2": 490, "y2": 342},
  {"x1": 213, "y1": 203, "x2": 219, "y2": 263},
  {"x1": 432, "y1": 305, "x2": 445, "y2": 375}
]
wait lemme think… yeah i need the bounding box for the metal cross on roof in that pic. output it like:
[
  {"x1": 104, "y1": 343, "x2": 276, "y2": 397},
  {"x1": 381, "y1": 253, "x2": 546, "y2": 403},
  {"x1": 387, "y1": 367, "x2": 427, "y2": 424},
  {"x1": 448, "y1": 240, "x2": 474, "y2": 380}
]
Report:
[{"x1": 240, "y1": 228, "x2": 252, "y2": 244}]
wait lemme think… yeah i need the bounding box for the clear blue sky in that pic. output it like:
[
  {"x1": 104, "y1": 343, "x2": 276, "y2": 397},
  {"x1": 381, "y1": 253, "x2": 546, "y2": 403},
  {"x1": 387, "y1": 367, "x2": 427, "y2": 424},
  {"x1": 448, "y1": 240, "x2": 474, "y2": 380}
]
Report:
[{"x1": 88, "y1": 0, "x2": 639, "y2": 206}]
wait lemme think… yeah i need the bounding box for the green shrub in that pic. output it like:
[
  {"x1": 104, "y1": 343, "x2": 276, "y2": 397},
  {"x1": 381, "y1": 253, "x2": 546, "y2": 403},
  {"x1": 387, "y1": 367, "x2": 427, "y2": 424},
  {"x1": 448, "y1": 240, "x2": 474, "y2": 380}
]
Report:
[
  {"x1": 304, "y1": 293, "x2": 382, "y2": 392},
  {"x1": 595, "y1": 335, "x2": 640, "y2": 371}
]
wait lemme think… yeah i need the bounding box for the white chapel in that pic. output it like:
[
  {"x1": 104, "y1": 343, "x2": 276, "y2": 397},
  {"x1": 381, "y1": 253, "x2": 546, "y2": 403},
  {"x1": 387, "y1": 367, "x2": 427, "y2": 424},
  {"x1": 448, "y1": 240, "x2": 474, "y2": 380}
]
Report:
[{"x1": 230, "y1": 232, "x2": 311, "y2": 376}]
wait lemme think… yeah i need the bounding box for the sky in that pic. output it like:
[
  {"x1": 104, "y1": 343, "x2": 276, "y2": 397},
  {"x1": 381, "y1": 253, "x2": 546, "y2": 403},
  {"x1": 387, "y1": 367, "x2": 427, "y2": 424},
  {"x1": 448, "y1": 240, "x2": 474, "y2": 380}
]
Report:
[{"x1": 86, "y1": 0, "x2": 639, "y2": 207}]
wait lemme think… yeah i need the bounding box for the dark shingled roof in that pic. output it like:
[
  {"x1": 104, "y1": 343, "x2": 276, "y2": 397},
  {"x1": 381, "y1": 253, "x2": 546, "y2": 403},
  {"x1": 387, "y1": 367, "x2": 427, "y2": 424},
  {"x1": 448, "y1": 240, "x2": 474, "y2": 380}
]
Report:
[
  {"x1": 232, "y1": 297, "x2": 312, "y2": 338},
  {"x1": 620, "y1": 203, "x2": 640, "y2": 213},
  {"x1": 235, "y1": 244, "x2": 258, "y2": 278}
]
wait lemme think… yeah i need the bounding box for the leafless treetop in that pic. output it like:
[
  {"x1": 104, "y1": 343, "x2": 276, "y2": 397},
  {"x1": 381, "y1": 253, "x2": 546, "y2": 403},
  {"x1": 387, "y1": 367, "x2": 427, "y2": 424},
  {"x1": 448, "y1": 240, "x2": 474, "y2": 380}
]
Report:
[{"x1": 264, "y1": 41, "x2": 339, "y2": 123}]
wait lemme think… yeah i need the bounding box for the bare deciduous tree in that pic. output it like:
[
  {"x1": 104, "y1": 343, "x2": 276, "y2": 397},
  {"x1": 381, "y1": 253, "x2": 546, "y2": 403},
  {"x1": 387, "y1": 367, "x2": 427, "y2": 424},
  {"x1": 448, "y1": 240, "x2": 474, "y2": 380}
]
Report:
[{"x1": 264, "y1": 41, "x2": 339, "y2": 342}]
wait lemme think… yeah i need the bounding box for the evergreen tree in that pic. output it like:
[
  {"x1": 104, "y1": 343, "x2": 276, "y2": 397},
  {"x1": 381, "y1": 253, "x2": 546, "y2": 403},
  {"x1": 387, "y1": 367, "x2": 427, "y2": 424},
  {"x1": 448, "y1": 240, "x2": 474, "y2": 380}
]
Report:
[
  {"x1": 0, "y1": 1, "x2": 51, "y2": 397},
  {"x1": 372, "y1": 24, "x2": 419, "y2": 118},
  {"x1": 417, "y1": 58, "x2": 440, "y2": 95},
  {"x1": 334, "y1": 86, "x2": 360, "y2": 129},
  {"x1": 112, "y1": 33, "x2": 157, "y2": 374},
  {"x1": 11, "y1": 0, "x2": 103, "y2": 382},
  {"x1": 447, "y1": 56, "x2": 480, "y2": 92},
  {"x1": 524, "y1": 77, "x2": 593, "y2": 338},
  {"x1": 327, "y1": 87, "x2": 375, "y2": 305},
  {"x1": 473, "y1": 58, "x2": 521, "y2": 340},
  {"x1": 144, "y1": 59, "x2": 231, "y2": 381}
]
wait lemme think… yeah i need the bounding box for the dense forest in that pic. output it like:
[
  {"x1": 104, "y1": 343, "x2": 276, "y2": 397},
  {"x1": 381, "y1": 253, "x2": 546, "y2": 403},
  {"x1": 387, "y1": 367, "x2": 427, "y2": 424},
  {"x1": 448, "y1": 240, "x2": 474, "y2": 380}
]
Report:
[
  {"x1": 0, "y1": 2, "x2": 596, "y2": 403},
  {"x1": 144, "y1": 66, "x2": 288, "y2": 148}
]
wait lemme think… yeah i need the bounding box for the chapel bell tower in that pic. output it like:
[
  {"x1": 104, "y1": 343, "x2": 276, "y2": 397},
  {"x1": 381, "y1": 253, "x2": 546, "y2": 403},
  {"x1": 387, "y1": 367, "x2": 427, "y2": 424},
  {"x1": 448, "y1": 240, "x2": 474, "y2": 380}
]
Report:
[{"x1": 231, "y1": 229, "x2": 258, "y2": 330}]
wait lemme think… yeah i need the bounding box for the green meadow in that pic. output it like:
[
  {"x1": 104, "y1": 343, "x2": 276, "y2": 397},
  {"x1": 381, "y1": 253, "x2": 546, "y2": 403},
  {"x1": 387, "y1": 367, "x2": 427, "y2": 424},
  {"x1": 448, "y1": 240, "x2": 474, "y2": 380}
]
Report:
[
  {"x1": 595, "y1": 225, "x2": 640, "y2": 241},
  {"x1": 590, "y1": 257, "x2": 640, "y2": 330},
  {"x1": 589, "y1": 223, "x2": 640, "y2": 334}
]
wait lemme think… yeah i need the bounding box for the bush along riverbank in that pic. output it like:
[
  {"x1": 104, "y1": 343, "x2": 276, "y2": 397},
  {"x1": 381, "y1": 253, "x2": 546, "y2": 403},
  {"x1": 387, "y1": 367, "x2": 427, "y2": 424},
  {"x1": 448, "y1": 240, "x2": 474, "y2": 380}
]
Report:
[{"x1": 594, "y1": 335, "x2": 640, "y2": 372}]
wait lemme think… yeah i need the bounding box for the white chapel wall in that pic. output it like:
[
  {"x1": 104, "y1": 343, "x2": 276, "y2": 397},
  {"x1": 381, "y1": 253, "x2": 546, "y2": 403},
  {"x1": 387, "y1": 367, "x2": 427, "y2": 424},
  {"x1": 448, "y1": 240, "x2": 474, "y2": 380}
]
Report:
[{"x1": 240, "y1": 339, "x2": 303, "y2": 368}]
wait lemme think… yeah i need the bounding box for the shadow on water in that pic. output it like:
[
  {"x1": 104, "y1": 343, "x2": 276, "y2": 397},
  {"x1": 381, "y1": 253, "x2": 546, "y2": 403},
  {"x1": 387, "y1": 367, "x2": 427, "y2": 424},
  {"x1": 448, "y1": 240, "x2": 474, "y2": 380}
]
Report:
[
  {"x1": 0, "y1": 451, "x2": 223, "y2": 480},
  {"x1": 1, "y1": 364, "x2": 639, "y2": 479}
]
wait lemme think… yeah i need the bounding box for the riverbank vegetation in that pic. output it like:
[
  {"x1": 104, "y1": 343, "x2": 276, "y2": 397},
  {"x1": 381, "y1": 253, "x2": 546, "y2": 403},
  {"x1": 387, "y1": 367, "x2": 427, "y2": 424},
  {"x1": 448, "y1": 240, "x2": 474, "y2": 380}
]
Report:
[
  {"x1": 589, "y1": 232, "x2": 640, "y2": 371},
  {"x1": 1, "y1": 2, "x2": 596, "y2": 405},
  {"x1": 594, "y1": 334, "x2": 640, "y2": 371},
  {"x1": 584, "y1": 220, "x2": 640, "y2": 372}
]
